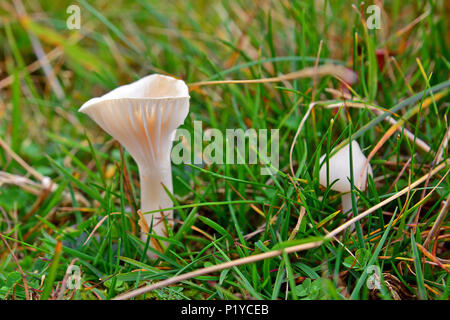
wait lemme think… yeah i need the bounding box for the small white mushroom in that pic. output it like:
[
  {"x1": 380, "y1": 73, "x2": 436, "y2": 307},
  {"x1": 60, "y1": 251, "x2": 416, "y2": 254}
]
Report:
[
  {"x1": 318, "y1": 141, "x2": 373, "y2": 217},
  {"x1": 79, "y1": 74, "x2": 190, "y2": 255}
]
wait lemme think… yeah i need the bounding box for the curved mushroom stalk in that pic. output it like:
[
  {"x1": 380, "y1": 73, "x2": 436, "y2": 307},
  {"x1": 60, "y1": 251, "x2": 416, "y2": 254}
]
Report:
[
  {"x1": 341, "y1": 193, "x2": 353, "y2": 217},
  {"x1": 79, "y1": 74, "x2": 190, "y2": 256},
  {"x1": 318, "y1": 141, "x2": 373, "y2": 228}
]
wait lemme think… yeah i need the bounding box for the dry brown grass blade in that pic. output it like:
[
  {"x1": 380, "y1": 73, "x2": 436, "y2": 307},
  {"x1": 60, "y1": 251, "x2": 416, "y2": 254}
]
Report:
[
  {"x1": 113, "y1": 161, "x2": 447, "y2": 300},
  {"x1": 416, "y1": 243, "x2": 450, "y2": 273},
  {"x1": 286, "y1": 173, "x2": 306, "y2": 241},
  {"x1": 188, "y1": 64, "x2": 356, "y2": 89},
  {"x1": 23, "y1": 208, "x2": 57, "y2": 242},
  {"x1": 0, "y1": 48, "x2": 62, "y2": 90},
  {"x1": 371, "y1": 168, "x2": 450, "y2": 248},
  {"x1": 56, "y1": 258, "x2": 79, "y2": 300},
  {"x1": 0, "y1": 172, "x2": 40, "y2": 196},
  {"x1": 137, "y1": 209, "x2": 164, "y2": 253},
  {"x1": 325, "y1": 101, "x2": 430, "y2": 153},
  {"x1": 113, "y1": 239, "x2": 322, "y2": 300},
  {"x1": 137, "y1": 209, "x2": 149, "y2": 235},
  {"x1": 226, "y1": 180, "x2": 265, "y2": 218},
  {"x1": 288, "y1": 44, "x2": 326, "y2": 179},
  {"x1": 242, "y1": 201, "x2": 287, "y2": 241},
  {"x1": 423, "y1": 193, "x2": 450, "y2": 248},
  {"x1": 413, "y1": 117, "x2": 450, "y2": 233},
  {"x1": 190, "y1": 226, "x2": 214, "y2": 241},
  {"x1": 289, "y1": 102, "x2": 315, "y2": 178},
  {"x1": 357, "y1": 91, "x2": 447, "y2": 189},
  {"x1": 379, "y1": 256, "x2": 450, "y2": 268},
  {"x1": 13, "y1": 0, "x2": 65, "y2": 99},
  {"x1": 0, "y1": 136, "x2": 44, "y2": 181},
  {"x1": 82, "y1": 212, "x2": 121, "y2": 246},
  {"x1": 173, "y1": 218, "x2": 217, "y2": 241},
  {"x1": 21, "y1": 187, "x2": 52, "y2": 222},
  {"x1": 387, "y1": 157, "x2": 412, "y2": 193},
  {"x1": 0, "y1": 137, "x2": 89, "y2": 206},
  {"x1": 435, "y1": 125, "x2": 450, "y2": 164},
  {"x1": 288, "y1": 207, "x2": 306, "y2": 241},
  {"x1": 393, "y1": 11, "x2": 430, "y2": 42},
  {"x1": 331, "y1": 162, "x2": 448, "y2": 238}
]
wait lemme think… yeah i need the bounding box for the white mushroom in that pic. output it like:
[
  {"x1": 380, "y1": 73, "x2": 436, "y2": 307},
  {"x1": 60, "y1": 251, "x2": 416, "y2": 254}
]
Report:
[
  {"x1": 318, "y1": 141, "x2": 373, "y2": 217},
  {"x1": 79, "y1": 74, "x2": 190, "y2": 255}
]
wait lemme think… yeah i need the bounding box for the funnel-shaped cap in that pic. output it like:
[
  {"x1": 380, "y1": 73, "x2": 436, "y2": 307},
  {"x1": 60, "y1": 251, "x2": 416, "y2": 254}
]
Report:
[
  {"x1": 79, "y1": 74, "x2": 190, "y2": 167},
  {"x1": 319, "y1": 141, "x2": 372, "y2": 193}
]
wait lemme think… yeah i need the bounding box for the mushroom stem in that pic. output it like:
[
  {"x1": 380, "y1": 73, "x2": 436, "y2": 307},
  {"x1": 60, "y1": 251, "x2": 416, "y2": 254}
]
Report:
[
  {"x1": 342, "y1": 193, "x2": 357, "y2": 232},
  {"x1": 139, "y1": 165, "x2": 173, "y2": 247},
  {"x1": 341, "y1": 193, "x2": 353, "y2": 216}
]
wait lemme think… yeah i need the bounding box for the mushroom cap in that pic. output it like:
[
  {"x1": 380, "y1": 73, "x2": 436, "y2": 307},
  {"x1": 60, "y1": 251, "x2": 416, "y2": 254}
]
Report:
[
  {"x1": 318, "y1": 141, "x2": 373, "y2": 193},
  {"x1": 79, "y1": 74, "x2": 189, "y2": 112},
  {"x1": 79, "y1": 74, "x2": 190, "y2": 166}
]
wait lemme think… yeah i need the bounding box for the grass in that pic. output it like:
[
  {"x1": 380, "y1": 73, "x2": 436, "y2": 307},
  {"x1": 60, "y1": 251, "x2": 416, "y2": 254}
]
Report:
[{"x1": 0, "y1": 0, "x2": 449, "y2": 300}]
